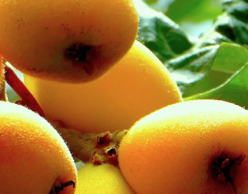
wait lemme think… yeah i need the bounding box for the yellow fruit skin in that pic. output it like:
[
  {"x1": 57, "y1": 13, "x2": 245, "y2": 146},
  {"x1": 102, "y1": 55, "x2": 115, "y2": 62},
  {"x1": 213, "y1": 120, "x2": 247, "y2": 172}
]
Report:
[
  {"x1": 24, "y1": 40, "x2": 182, "y2": 133},
  {"x1": 75, "y1": 163, "x2": 135, "y2": 194},
  {"x1": 119, "y1": 99, "x2": 248, "y2": 194},
  {"x1": 0, "y1": 101, "x2": 77, "y2": 194},
  {"x1": 0, "y1": 0, "x2": 138, "y2": 83}
]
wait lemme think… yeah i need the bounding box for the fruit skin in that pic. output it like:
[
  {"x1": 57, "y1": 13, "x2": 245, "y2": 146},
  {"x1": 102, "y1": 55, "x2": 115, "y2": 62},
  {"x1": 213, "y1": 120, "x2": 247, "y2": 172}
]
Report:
[
  {"x1": 0, "y1": 101, "x2": 77, "y2": 194},
  {"x1": 24, "y1": 40, "x2": 182, "y2": 133},
  {"x1": 119, "y1": 99, "x2": 248, "y2": 194},
  {"x1": 75, "y1": 163, "x2": 135, "y2": 194},
  {"x1": 0, "y1": 0, "x2": 138, "y2": 83}
]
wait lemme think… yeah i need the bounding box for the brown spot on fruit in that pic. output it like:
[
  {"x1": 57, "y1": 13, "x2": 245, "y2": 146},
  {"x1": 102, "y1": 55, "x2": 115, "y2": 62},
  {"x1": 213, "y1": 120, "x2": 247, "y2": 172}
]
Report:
[
  {"x1": 96, "y1": 132, "x2": 111, "y2": 148},
  {"x1": 50, "y1": 179, "x2": 76, "y2": 194},
  {"x1": 64, "y1": 43, "x2": 94, "y2": 75},
  {"x1": 210, "y1": 149, "x2": 246, "y2": 193}
]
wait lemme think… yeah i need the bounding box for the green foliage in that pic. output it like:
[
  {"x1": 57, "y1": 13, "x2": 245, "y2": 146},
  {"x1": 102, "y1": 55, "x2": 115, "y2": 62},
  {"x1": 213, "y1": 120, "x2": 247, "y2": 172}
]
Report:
[
  {"x1": 137, "y1": 0, "x2": 248, "y2": 109},
  {"x1": 143, "y1": 0, "x2": 159, "y2": 5},
  {"x1": 185, "y1": 63, "x2": 248, "y2": 108},
  {"x1": 165, "y1": 45, "x2": 219, "y2": 94},
  {"x1": 136, "y1": 0, "x2": 193, "y2": 62},
  {"x1": 166, "y1": 0, "x2": 222, "y2": 23},
  {"x1": 195, "y1": 0, "x2": 248, "y2": 47},
  {"x1": 183, "y1": 42, "x2": 248, "y2": 97}
]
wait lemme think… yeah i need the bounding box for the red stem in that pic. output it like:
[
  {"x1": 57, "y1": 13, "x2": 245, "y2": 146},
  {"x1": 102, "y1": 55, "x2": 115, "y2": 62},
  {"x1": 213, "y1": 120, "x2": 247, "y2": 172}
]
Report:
[{"x1": 4, "y1": 64, "x2": 46, "y2": 118}]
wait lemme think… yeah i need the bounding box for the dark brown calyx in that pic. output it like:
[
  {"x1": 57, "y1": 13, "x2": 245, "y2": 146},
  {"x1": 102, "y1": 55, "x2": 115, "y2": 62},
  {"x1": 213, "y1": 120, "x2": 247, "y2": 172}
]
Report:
[
  {"x1": 52, "y1": 120, "x2": 128, "y2": 168},
  {"x1": 96, "y1": 132, "x2": 111, "y2": 148},
  {"x1": 50, "y1": 180, "x2": 75, "y2": 194},
  {"x1": 211, "y1": 149, "x2": 246, "y2": 193},
  {"x1": 64, "y1": 43, "x2": 94, "y2": 75},
  {"x1": 91, "y1": 130, "x2": 127, "y2": 167}
]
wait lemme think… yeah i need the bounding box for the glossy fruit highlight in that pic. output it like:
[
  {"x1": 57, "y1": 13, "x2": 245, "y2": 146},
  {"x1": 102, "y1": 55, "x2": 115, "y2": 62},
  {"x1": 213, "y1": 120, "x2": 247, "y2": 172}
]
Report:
[
  {"x1": 0, "y1": 101, "x2": 77, "y2": 194},
  {"x1": 75, "y1": 163, "x2": 135, "y2": 194},
  {"x1": 0, "y1": 0, "x2": 138, "y2": 83},
  {"x1": 119, "y1": 99, "x2": 248, "y2": 194},
  {"x1": 24, "y1": 40, "x2": 182, "y2": 133}
]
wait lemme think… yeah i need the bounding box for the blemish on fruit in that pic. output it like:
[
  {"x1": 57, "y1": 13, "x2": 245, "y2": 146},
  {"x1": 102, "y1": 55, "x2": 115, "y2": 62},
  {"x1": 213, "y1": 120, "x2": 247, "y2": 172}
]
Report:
[
  {"x1": 210, "y1": 149, "x2": 246, "y2": 193},
  {"x1": 50, "y1": 179, "x2": 75, "y2": 194},
  {"x1": 64, "y1": 43, "x2": 94, "y2": 75}
]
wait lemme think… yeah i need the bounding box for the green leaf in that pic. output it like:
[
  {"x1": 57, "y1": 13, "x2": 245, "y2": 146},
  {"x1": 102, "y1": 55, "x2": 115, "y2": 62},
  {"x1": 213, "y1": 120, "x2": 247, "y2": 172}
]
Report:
[
  {"x1": 183, "y1": 42, "x2": 248, "y2": 97},
  {"x1": 210, "y1": 42, "x2": 248, "y2": 73},
  {"x1": 184, "y1": 62, "x2": 248, "y2": 108},
  {"x1": 134, "y1": 0, "x2": 193, "y2": 62},
  {"x1": 143, "y1": 0, "x2": 159, "y2": 5},
  {"x1": 166, "y1": 0, "x2": 222, "y2": 23},
  {"x1": 165, "y1": 45, "x2": 219, "y2": 94},
  {"x1": 196, "y1": 0, "x2": 248, "y2": 48},
  {"x1": 135, "y1": 0, "x2": 248, "y2": 101},
  {"x1": 164, "y1": 0, "x2": 248, "y2": 96}
]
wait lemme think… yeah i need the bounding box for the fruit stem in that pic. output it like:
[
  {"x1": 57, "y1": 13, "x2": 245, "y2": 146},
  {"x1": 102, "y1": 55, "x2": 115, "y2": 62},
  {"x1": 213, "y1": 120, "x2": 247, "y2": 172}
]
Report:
[
  {"x1": 52, "y1": 120, "x2": 127, "y2": 167},
  {"x1": 0, "y1": 57, "x2": 7, "y2": 101},
  {"x1": 4, "y1": 63, "x2": 45, "y2": 117}
]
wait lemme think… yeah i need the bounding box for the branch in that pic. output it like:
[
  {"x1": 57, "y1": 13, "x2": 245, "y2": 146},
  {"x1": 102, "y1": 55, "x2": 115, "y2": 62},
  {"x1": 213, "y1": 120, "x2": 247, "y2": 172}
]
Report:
[
  {"x1": 0, "y1": 57, "x2": 7, "y2": 101},
  {"x1": 4, "y1": 64, "x2": 45, "y2": 118}
]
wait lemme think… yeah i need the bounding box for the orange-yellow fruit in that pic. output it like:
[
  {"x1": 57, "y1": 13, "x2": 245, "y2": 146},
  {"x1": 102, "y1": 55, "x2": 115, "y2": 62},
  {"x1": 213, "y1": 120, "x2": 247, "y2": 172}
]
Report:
[
  {"x1": 0, "y1": 101, "x2": 77, "y2": 194},
  {"x1": 0, "y1": 0, "x2": 138, "y2": 83},
  {"x1": 24, "y1": 40, "x2": 182, "y2": 133},
  {"x1": 75, "y1": 163, "x2": 135, "y2": 194},
  {"x1": 119, "y1": 99, "x2": 248, "y2": 194}
]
